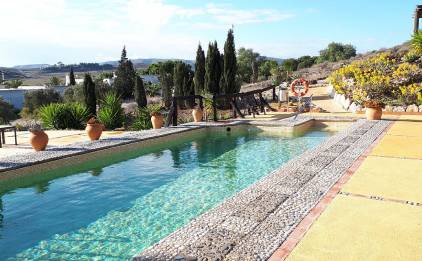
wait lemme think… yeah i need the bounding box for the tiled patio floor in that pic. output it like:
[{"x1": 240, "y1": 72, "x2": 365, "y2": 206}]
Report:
[{"x1": 282, "y1": 116, "x2": 422, "y2": 261}]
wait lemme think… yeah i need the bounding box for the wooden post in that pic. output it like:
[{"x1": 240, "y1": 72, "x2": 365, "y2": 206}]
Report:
[
  {"x1": 415, "y1": 5, "x2": 422, "y2": 33},
  {"x1": 232, "y1": 97, "x2": 237, "y2": 118},
  {"x1": 212, "y1": 94, "x2": 217, "y2": 121},
  {"x1": 172, "y1": 97, "x2": 178, "y2": 126},
  {"x1": 272, "y1": 86, "x2": 276, "y2": 101}
]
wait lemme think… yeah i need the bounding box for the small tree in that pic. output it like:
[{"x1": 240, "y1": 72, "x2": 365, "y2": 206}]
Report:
[
  {"x1": 134, "y1": 76, "x2": 147, "y2": 108},
  {"x1": 194, "y1": 43, "x2": 206, "y2": 94},
  {"x1": 83, "y1": 74, "x2": 96, "y2": 116},
  {"x1": 69, "y1": 67, "x2": 76, "y2": 86},
  {"x1": 113, "y1": 46, "x2": 136, "y2": 99},
  {"x1": 48, "y1": 76, "x2": 63, "y2": 87}
]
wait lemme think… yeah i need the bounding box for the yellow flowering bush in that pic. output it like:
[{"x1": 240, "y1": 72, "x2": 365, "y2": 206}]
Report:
[{"x1": 329, "y1": 51, "x2": 422, "y2": 105}]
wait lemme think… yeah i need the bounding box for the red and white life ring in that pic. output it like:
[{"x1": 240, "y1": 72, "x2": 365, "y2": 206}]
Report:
[{"x1": 290, "y1": 78, "x2": 309, "y2": 97}]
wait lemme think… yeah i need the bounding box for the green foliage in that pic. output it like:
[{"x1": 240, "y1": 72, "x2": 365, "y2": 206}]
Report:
[
  {"x1": 97, "y1": 91, "x2": 124, "y2": 130},
  {"x1": 194, "y1": 43, "x2": 206, "y2": 94},
  {"x1": 63, "y1": 85, "x2": 83, "y2": 103},
  {"x1": 47, "y1": 76, "x2": 63, "y2": 86},
  {"x1": 83, "y1": 74, "x2": 96, "y2": 116},
  {"x1": 144, "y1": 82, "x2": 161, "y2": 96},
  {"x1": 318, "y1": 42, "x2": 356, "y2": 63},
  {"x1": 140, "y1": 63, "x2": 160, "y2": 75},
  {"x1": 205, "y1": 41, "x2": 222, "y2": 94},
  {"x1": 38, "y1": 103, "x2": 89, "y2": 130},
  {"x1": 22, "y1": 89, "x2": 62, "y2": 116},
  {"x1": 4, "y1": 79, "x2": 23, "y2": 89},
  {"x1": 159, "y1": 61, "x2": 176, "y2": 108},
  {"x1": 297, "y1": 56, "x2": 317, "y2": 69},
  {"x1": 131, "y1": 104, "x2": 162, "y2": 130},
  {"x1": 69, "y1": 67, "x2": 76, "y2": 86},
  {"x1": 223, "y1": 29, "x2": 238, "y2": 93},
  {"x1": 174, "y1": 62, "x2": 194, "y2": 96},
  {"x1": 412, "y1": 31, "x2": 422, "y2": 54},
  {"x1": 0, "y1": 97, "x2": 18, "y2": 124},
  {"x1": 134, "y1": 76, "x2": 147, "y2": 108},
  {"x1": 236, "y1": 47, "x2": 260, "y2": 83},
  {"x1": 281, "y1": 58, "x2": 298, "y2": 72},
  {"x1": 113, "y1": 46, "x2": 136, "y2": 99},
  {"x1": 258, "y1": 60, "x2": 278, "y2": 79},
  {"x1": 96, "y1": 71, "x2": 114, "y2": 80}
]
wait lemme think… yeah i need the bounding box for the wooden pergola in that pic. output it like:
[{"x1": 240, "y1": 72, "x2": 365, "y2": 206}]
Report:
[{"x1": 414, "y1": 5, "x2": 422, "y2": 33}]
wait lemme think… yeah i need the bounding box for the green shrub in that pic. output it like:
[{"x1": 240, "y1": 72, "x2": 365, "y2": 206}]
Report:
[
  {"x1": 63, "y1": 85, "x2": 84, "y2": 103},
  {"x1": 412, "y1": 31, "x2": 422, "y2": 54},
  {"x1": 131, "y1": 104, "x2": 162, "y2": 130},
  {"x1": 4, "y1": 79, "x2": 23, "y2": 89},
  {"x1": 22, "y1": 89, "x2": 62, "y2": 116},
  {"x1": 38, "y1": 103, "x2": 89, "y2": 129},
  {"x1": 0, "y1": 97, "x2": 18, "y2": 124},
  {"x1": 97, "y1": 91, "x2": 124, "y2": 130}
]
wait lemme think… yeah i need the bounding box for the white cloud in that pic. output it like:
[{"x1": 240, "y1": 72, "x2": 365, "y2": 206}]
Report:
[{"x1": 0, "y1": 0, "x2": 295, "y2": 65}]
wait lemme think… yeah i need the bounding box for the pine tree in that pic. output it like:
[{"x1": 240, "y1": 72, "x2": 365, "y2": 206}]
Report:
[
  {"x1": 83, "y1": 74, "x2": 96, "y2": 116},
  {"x1": 223, "y1": 29, "x2": 237, "y2": 93},
  {"x1": 194, "y1": 43, "x2": 206, "y2": 94},
  {"x1": 113, "y1": 46, "x2": 136, "y2": 99},
  {"x1": 134, "y1": 76, "x2": 147, "y2": 108},
  {"x1": 69, "y1": 67, "x2": 76, "y2": 86}
]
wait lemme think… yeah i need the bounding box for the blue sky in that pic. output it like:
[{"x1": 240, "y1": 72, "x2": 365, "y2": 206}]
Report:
[{"x1": 0, "y1": 0, "x2": 419, "y2": 67}]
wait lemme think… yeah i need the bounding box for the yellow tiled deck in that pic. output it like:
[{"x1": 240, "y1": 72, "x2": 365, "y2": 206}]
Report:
[{"x1": 286, "y1": 116, "x2": 422, "y2": 261}]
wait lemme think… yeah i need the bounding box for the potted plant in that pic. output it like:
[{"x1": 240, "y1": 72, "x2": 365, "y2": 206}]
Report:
[
  {"x1": 364, "y1": 100, "x2": 384, "y2": 120},
  {"x1": 192, "y1": 104, "x2": 203, "y2": 122},
  {"x1": 29, "y1": 122, "x2": 49, "y2": 151},
  {"x1": 86, "y1": 117, "x2": 103, "y2": 140},
  {"x1": 149, "y1": 105, "x2": 164, "y2": 129}
]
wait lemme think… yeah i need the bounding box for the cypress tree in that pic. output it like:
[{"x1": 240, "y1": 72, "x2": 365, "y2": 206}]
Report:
[
  {"x1": 134, "y1": 76, "x2": 147, "y2": 108},
  {"x1": 194, "y1": 43, "x2": 205, "y2": 94},
  {"x1": 69, "y1": 67, "x2": 76, "y2": 86},
  {"x1": 83, "y1": 74, "x2": 96, "y2": 116},
  {"x1": 205, "y1": 42, "x2": 221, "y2": 95},
  {"x1": 173, "y1": 62, "x2": 185, "y2": 97},
  {"x1": 223, "y1": 29, "x2": 237, "y2": 93},
  {"x1": 159, "y1": 61, "x2": 175, "y2": 108},
  {"x1": 114, "y1": 46, "x2": 136, "y2": 99}
]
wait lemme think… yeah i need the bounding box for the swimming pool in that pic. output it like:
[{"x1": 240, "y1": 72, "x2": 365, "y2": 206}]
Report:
[{"x1": 0, "y1": 126, "x2": 332, "y2": 260}]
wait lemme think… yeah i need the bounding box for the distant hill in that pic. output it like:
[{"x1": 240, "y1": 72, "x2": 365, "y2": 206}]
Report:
[
  {"x1": 0, "y1": 67, "x2": 27, "y2": 80},
  {"x1": 100, "y1": 58, "x2": 195, "y2": 68},
  {"x1": 13, "y1": 64, "x2": 50, "y2": 70}
]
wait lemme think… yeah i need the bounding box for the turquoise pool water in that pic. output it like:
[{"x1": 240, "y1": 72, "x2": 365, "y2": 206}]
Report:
[{"x1": 0, "y1": 127, "x2": 332, "y2": 260}]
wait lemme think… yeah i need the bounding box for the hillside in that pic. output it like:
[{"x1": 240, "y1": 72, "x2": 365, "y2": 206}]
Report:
[{"x1": 296, "y1": 42, "x2": 411, "y2": 82}]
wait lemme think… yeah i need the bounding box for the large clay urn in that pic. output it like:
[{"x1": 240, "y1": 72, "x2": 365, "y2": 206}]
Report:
[
  {"x1": 29, "y1": 130, "x2": 49, "y2": 151},
  {"x1": 192, "y1": 108, "x2": 203, "y2": 122},
  {"x1": 365, "y1": 107, "x2": 382, "y2": 120},
  {"x1": 151, "y1": 113, "x2": 164, "y2": 129},
  {"x1": 86, "y1": 118, "x2": 103, "y2": 140}
]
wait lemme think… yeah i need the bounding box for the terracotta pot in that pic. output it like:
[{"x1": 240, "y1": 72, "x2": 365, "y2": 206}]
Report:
[
  {"x1": 365, "y1": 107, "x2": 382, "y2": 120},
  {"x1": 86, "y1": 123, "x2": 103, "y2": 140},
  {"x1": 192, "y1": 108, "x2": 203, "y2": 122},
  {"x1": 29, "y1": 130, "x2": 49, "y2": 151},
  {"x1": 151, "y1": 115, "x2": 164, "y2": 129}
]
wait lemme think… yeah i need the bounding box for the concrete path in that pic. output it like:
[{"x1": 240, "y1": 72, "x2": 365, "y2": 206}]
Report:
[{"x1": 282, "y1": 116, "x2": 422, "y2": 261}]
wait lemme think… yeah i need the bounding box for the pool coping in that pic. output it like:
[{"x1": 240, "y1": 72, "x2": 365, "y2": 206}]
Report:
[
  {"x1": 132, "y1": 118, "x2": 390, "y2": 260},
  {"x1": 0, "y1": 115, "x2": 355, "y2": 180}
]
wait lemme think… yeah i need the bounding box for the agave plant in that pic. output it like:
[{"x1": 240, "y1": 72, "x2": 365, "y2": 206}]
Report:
[
  {"x1": 97, "y1": 91, "x2": 124, "y2": 130},
  {"x1": 38, "y1": 103, "x2": 89, "y2": 130}
]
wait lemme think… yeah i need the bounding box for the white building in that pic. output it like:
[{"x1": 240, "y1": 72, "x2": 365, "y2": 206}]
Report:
[{"x1": 65, "y1": 75, "x2": 84, "y2": 86}]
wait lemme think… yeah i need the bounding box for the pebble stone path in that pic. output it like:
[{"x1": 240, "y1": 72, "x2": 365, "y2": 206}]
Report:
[{"x1": 132, "y1": 119, "x2": 390, "y2": 261}]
